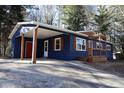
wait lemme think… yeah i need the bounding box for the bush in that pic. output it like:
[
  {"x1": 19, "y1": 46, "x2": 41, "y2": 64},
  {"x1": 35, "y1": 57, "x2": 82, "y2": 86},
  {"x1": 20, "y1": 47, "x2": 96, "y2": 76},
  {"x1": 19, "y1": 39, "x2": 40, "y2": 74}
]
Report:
[
  {"x1": 116, "y1": 53, "x2": 124, "y2": 60},
  {"x1": 5, "y1": 42, "x2": 12, "y2": 57}
]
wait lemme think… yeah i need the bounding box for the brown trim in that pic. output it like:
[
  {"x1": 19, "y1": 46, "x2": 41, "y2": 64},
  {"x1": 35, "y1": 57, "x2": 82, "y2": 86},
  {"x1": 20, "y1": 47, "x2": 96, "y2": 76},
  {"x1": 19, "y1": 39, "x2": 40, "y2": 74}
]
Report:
[
  {"x1": 93, "y1": 48, "x2": 106, "y2": 51},
  {"x1": 52, "y1": 38, "x2": 54, "y2": 50},
  {"x1": 20, "y1": 33, "x2": 24, "y2": 60},
  {"x1": 32, "y1": 28, "x2": 38, "y2": 64},
  {"x1": 73, "y1": 36, "x2": 76, "y2": 50},
  {"x1": 61, "y1": 36, "x2": 64, "y2": 50}
]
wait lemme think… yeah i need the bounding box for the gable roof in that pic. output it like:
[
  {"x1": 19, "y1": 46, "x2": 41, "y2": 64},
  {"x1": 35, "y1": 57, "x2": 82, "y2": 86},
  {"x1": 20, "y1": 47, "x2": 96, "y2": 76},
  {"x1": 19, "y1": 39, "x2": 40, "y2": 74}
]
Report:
[
  {"x1": 8, "y1": 21, "x2": 113, "y2": 44},
  {"x1": 9, "y1": 21, "x2": 88, "y2": 39}
]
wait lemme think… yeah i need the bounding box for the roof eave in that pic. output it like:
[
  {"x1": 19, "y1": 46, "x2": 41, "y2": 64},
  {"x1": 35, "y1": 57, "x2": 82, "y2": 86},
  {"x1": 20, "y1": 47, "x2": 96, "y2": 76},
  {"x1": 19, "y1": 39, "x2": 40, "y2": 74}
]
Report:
[
  {"x1": 8, "y1": 23, "x2": 21, "y2": 39},
  {"x1": 8, "y1": 21, "x2": 88, "y2": 39}
]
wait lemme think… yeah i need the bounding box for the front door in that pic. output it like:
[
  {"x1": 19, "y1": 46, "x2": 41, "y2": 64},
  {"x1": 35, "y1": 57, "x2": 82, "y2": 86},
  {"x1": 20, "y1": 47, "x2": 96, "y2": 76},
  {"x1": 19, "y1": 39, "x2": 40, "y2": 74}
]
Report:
[
  {"x1": 26, "y1": 41, "x2": 32, "y2": 58},
  {"x1": 44, "y1": 40, "x2": 48, "y2": 57}
]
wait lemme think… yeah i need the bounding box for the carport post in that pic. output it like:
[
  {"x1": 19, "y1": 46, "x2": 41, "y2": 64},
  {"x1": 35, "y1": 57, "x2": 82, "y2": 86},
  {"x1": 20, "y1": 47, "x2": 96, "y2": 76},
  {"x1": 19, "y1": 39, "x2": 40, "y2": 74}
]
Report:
[
  {"x1": 20, "y1": 33, "x2": 24, "y2": 60},
  {"x1": 32, "y1": 26, "x2": 38, "y2": 64}
]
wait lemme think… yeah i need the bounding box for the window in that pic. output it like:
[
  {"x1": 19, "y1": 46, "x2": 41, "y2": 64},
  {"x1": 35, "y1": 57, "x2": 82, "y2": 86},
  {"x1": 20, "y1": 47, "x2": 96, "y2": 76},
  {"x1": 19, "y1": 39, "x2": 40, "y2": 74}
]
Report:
[
  {"x1": 106, "y1": 44, "x2": 111, "y2": 50},
  {"x1": 96, "y1": 42, "x2": 100, "y2": 49},
  {"x1": 96, "y1": 42, "x2": 103, "y2": 49},
  {"x1": 44, "y1": 41, "x2": 48, "y2": 51},
  {"x1": 99, "y1": 43, "x2": 103, "y2": 49},
  {"x1": 54, "y1": 38, "x2": 61, "y2": 51},
  {"x1": 76, "y1": 37, "x2": 86, "y2": 51}
]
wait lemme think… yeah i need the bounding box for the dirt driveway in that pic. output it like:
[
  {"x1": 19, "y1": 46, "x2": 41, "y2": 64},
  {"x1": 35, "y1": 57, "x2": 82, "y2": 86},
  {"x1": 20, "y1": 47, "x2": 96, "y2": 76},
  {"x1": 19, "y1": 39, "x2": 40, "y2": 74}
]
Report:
[{"x1": 0, "y1": 59, "x2": 124, "y2": 88}]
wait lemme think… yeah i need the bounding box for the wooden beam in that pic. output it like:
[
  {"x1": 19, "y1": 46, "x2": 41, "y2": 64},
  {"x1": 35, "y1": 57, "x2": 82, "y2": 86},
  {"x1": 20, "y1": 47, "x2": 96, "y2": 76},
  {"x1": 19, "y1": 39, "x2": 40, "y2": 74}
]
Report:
[
  {"x1": 87, "y1": 40, "x2": 93, "y2": 62},
  {"x1": 20, "y1": 33, "x2": 24, "y2": 60},
  {"x1": 32, "y1": 27, "x2": 38, "y2": 64}
]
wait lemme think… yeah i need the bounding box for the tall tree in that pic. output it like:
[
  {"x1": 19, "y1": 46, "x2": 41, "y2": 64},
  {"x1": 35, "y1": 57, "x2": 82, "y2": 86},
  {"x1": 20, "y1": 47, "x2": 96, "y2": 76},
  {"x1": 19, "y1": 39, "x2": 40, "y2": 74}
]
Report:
[
  {"x1": 63, "y1": 5, "x2": 88, "y2": 31},
  {"x1": 0, "y1": 5, "x2": 25, "y2": 56},
  {"x1": 94, "y1": 6, "x2": 113, "y2": 35},
  {"x1": 110, "y1": 5, "x2": 124, "y2": 53},
  {"x1": 25, "y1": 5, "x2": 59, "y2": 26}
]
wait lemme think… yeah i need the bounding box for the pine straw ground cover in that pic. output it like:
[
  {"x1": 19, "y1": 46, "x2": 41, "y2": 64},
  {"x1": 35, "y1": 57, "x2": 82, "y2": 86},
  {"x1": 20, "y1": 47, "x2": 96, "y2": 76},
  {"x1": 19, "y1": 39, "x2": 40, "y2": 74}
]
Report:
[{"x1": 84, "y1": 60, "x2": 124, "y2": 78}]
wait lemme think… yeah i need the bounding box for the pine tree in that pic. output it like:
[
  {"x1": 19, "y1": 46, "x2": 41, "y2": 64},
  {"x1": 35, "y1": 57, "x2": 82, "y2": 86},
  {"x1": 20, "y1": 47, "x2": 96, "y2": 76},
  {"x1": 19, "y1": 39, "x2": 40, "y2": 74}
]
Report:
[
  {"x1": 63, "y1": 5, "x2": 88, "y2": 31},
  {"x1": 0, "y1": 5, "x2": 25, "y2": 56},
  {"x1": 94, "y1": 6, "x2": 113, "y2": 35}
]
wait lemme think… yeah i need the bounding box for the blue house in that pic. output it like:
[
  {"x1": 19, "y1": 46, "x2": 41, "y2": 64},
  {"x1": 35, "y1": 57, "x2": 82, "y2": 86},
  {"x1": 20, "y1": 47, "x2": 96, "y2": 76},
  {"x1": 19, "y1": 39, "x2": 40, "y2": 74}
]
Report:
[{"x1": 9, "y1": 22, "x2": 113, "y2": 63}]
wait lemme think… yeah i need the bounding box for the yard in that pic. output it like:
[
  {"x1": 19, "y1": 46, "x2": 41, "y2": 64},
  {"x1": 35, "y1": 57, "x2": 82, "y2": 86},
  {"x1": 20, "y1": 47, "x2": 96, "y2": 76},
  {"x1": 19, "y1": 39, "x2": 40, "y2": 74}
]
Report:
[
  {"x1": 0, "y1": 58, "x2": 124, "y2": 88},
  {"x1": 85, "y1": 60, "x2": 124, "y2": 78}
]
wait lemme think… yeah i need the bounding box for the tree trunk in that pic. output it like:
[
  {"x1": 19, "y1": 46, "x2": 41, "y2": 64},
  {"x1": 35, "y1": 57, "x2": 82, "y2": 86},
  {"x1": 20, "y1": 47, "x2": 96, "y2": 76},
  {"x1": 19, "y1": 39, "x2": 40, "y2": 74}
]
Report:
[
  {"x1": 3, "y1": 44, "x2": 6, "y2": 56},
  {"x1": 122, "y1": 44, "x2": 124, "y2": 53}
]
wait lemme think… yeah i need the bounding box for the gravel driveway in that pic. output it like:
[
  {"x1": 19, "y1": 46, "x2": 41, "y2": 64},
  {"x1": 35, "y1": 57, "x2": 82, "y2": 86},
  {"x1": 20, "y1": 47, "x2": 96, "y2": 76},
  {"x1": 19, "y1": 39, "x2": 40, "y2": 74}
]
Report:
[{"x1": 0, "y1": 58, "x2": 124, "y2": 88}]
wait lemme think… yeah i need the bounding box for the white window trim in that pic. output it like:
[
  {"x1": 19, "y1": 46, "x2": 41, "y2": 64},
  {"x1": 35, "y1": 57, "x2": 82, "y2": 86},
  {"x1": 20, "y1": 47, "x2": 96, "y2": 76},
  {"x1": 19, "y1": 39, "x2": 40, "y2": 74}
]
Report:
[
  {"x1": 96, "y1": 42, "x2": 103, "y2": 49},
  {"x1": 54, "y1": 37, "x2": 61, "y2": 51},
  {"x1": 106, "y1": 44, "x2": 111, "y2": 50},
  {"x1": 99, "y1": 42, "x2": 103, "y2": 49},
  {"x1": 96, "y1": 42, "x2": 100, "y2": 49},
  {"x1": 76, "y1": 37, "x2": 86, "y2": 51}
]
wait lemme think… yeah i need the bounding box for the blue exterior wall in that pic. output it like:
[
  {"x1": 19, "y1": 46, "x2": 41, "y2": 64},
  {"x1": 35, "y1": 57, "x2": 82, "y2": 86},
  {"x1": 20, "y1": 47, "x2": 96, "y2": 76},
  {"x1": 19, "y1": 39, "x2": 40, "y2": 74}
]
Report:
[
  {"x1": 12, "y1": 33, "x2": 71, "y2": 59},
  {"x1": 12, "y1": 32, "x2": 89, "y2": 60},
  {"x1": 12, "y1": 33, "x2": 113, "y2": 60},
  {"x1": 42, "y1": 34, "x2": 70, "y2": 60},
  {"x1": 12, "y1": 37, "x2": 21, "y2": 58},
  {"x1": 106, "y1": 43, "x2": 113, "y2": 60},
  {"x1": 11, "y1": 26, "x2": 22, "y2": 58},
  {"x1": 68, "y1": 34, "x2": 88, "y2": 60},
  {"x1": 11, "y1": 24, "x2": 113, "y2": 60},
  {"x1": 42, "y1": 34, "x2": 88, "y2": 60}
]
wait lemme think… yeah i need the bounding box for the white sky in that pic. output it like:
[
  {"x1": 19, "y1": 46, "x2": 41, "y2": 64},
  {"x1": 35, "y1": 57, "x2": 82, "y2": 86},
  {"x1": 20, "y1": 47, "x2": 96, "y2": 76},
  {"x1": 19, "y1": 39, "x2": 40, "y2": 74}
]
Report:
[{"x1": 0, "y1": 0, "x2": 124, "y2": 5}]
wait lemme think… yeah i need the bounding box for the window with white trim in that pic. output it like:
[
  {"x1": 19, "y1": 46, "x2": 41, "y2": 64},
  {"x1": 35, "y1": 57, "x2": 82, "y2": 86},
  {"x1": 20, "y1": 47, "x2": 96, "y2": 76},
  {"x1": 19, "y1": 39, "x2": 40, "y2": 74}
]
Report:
[
  {"x1": 99, "y1": 42, "x2": 103, "y2": 49},
  {"x1": 54, "y1": 38, "x2": 61, "y2": 51},
  {"x1": 96, "y1": 42, "x2": 100, "y2": 49},
  {"x1": 106, "y1": 44, "x2": 111, "y2": 50},
  {"x1": 76, "y1": 37, "x2": 86, "y2": 51},
  {"x1": 96, "y1": 42, "x2": 103, "y2": 49}
]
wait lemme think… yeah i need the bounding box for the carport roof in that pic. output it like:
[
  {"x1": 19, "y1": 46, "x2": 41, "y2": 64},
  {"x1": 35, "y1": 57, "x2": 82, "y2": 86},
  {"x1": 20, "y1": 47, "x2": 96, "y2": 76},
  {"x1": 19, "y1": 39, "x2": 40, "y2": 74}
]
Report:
[{"x1": 8, "y1": 21, "x2": 88, "y2": 39}]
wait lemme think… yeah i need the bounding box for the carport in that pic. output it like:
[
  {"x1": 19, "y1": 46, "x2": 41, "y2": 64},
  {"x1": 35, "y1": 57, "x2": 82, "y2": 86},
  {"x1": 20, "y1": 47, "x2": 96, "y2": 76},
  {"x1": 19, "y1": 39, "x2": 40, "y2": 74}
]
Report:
[{"x1": 19, "y1": 23, "x2": 64, "y2": 64}]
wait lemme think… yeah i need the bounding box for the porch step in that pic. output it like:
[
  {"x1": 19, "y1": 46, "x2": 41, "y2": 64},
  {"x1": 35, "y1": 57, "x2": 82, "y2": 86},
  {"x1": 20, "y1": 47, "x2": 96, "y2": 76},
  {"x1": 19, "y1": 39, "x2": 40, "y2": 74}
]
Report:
[{"x1": 92, "y1": 56, "x2": 107, "y2": 62}]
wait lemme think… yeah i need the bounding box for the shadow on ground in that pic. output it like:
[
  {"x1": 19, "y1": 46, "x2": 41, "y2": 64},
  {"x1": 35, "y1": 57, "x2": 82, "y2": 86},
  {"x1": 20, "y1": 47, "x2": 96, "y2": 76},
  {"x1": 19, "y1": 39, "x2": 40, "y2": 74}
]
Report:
[{"x1": 0, "y1": 59, "x2": 124, "y2": 88}]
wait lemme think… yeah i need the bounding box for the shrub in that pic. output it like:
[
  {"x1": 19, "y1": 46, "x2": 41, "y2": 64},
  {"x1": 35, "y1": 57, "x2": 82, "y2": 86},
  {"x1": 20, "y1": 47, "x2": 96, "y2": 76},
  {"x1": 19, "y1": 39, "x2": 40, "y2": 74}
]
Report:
[{"x1": 116, "y1": 53, "x2": 124, "y2": 60}]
